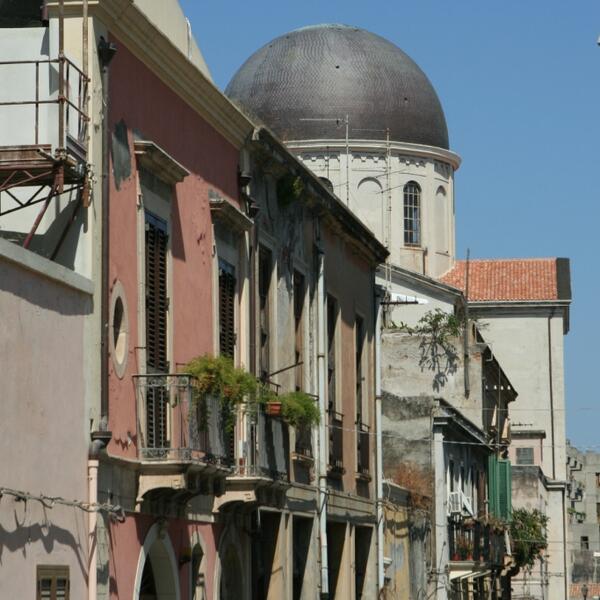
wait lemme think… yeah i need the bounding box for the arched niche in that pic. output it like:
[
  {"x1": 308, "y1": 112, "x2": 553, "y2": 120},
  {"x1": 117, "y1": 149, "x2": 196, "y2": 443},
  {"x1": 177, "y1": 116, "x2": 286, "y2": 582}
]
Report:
[
  {"x1": 356, "y1": 177, "x2": 384, "y2": 240},
  {"x1": 435, "y1": 185, "x2": 449, "y2": 254}
]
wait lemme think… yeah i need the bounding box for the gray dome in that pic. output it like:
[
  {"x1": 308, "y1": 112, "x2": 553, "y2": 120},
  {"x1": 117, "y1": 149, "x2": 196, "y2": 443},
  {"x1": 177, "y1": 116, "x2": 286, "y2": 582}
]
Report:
[{"x1": 226, "y1": 24, "x2": 449, "y2": 149}]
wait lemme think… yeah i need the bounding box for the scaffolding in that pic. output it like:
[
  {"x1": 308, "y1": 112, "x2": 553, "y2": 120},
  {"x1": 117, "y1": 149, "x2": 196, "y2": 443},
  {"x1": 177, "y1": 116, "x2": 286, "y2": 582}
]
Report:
[{"x1": 0, "y1": 0, "x2": 89, "y2": 249}]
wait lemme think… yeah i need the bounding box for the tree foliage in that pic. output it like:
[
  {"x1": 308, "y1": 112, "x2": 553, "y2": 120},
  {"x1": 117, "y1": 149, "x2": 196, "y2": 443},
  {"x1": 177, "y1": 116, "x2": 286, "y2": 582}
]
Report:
[{"x1": 510, "y1": 508, "x2": 549, "y2": 570}]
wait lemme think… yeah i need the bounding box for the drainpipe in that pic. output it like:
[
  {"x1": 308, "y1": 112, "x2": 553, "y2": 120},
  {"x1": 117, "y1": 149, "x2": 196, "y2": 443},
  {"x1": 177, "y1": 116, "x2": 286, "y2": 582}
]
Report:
[
  {"x1": 375, "y1": 285, "x2": 385, "y2": 594},
  {"x1": 316, "y1": 221, "x2": 329, "y2": 598},
  {"x1": 88, "y1": 432, "x2": 111, "y2": 600},
  {"x1": 98, "y1": 37, "x2": 117, "y2": 429}
]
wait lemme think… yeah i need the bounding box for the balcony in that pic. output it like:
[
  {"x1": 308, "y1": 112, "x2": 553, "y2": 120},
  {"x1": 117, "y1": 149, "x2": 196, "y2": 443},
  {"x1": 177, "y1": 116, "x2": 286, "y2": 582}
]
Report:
[
  {"x1": 448, "y1": 518, "x2": 507, "y2": 567},
  {"x1": 242, "y1": 405, "x2": 290, "y2": 481},
  {"x1": 134, "y1": 374, "x2": 234, "y2": 467},
  {"x1": 328, "y1": 409, "x2": 345, "y2": 477},
  {"x1": 356, "y1": 421, "x2": 370, "y2": 479}
]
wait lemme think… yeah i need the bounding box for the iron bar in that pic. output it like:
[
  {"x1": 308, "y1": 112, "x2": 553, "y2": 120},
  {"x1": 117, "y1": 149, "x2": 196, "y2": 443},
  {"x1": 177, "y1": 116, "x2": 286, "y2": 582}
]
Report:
[
  {"x1": 1, "y1": 184, "x2": 82, "y2": 217},
  {"x1": 58, "y1": 0, "x2": 65, "y2": 152},
  {"x1": 35, "y1": 62, "x2": 39, "y2": 144},
  {"x1": 23, "y1": 181, "x2": 59, "y2": 248}
]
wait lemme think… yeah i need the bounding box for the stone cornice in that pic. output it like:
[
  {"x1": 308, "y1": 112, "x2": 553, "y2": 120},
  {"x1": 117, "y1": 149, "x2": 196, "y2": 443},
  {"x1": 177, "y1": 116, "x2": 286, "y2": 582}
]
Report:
[
  {"x1": 47, "y1": 0, "x2": 254, "y2": 148},
  {"x1": 286, "y1": 138, "x2": 462, "y2": 170}
]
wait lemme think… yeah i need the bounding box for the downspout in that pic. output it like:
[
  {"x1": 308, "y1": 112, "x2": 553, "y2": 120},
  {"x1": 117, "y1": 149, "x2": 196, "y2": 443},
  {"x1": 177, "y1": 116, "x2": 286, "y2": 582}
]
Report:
[
  {"x1": 98, "y1": 37, "x2": 116, "y2": 429},
  {"x1": 375, "y1": 285, "x2": 385, "y2": 593},
  {"x1": 316, "y1": 220, "x2": 329, "y2": 598},
  {"x1": 547, "y1": 309, "x2": 556, "y2": 479}
]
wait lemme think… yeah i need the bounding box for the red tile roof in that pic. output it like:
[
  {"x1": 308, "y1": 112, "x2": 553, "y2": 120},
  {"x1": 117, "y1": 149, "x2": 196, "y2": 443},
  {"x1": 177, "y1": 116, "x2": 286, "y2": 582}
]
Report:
[{"x1": 439, "y1": 258, "x2": 566, "y2": 302}]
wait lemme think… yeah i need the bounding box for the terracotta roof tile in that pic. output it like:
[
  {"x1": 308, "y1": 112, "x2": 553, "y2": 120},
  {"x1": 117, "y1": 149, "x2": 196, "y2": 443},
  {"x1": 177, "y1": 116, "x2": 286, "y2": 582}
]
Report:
[{"x1": 439, "y1": 258, "x2": 564, "y2": 302}]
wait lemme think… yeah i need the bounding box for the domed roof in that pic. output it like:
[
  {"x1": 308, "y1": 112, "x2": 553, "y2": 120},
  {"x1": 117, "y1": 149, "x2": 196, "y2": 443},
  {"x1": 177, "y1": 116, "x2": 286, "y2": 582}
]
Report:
[{"x1": 226, "y1": 24, "x2": 449, "y2": 149}]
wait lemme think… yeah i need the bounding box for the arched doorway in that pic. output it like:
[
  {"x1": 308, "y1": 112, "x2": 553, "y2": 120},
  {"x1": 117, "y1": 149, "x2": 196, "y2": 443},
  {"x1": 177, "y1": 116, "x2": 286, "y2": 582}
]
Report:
[
  {"x1": 134, "y1": 523, "x2": 180, "y2": 600},
  {"x1": 219, "y1": 544, "x2": 243, "y2": 600}
]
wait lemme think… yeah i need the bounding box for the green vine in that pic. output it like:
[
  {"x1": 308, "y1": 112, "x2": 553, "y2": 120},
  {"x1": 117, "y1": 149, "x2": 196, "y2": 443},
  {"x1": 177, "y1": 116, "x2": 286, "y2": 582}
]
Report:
[
  {"x1": 279, "y1": 391, "x2": 320, "y2": 427},
  {"x1": 510, "y1": 508, "x2": 549, "y2": 570},
  {"x1": 276, "y1": 173, "x2": 305, "y2": 207},
  {"x1": 397, "y1": 309, "x2": 463, "y2": 390}
]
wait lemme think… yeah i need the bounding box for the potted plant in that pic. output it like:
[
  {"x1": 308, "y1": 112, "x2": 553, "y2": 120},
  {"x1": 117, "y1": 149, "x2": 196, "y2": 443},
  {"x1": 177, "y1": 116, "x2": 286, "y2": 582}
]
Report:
[
  {"x1": 279, "y1": 391, "x2": 320, "y2": 427},
  {"x1": 184, "y1": 354, "x2": 259, "y2": 430}
]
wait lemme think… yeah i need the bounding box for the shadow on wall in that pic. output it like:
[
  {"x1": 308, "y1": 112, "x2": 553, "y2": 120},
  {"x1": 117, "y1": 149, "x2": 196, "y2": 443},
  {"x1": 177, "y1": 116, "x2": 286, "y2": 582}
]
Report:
[
  {"x1": 0, "y1": 505, "x2": 87, "y2": 579},
  {"x1": 0, "y1": 254, "x2": 92, "y2": 316},
  {"x1": 417, "y1": 335, "x2": 458, "y2": 392}
]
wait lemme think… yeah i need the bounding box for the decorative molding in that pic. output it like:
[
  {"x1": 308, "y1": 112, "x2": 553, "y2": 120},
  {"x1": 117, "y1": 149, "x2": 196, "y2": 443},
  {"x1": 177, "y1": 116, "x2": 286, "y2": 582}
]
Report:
[
  {"x1": 134, "y1": 140, "x2": 189, "y2": 184},
  {"x1": 209, "y1": 193, "x2": 253, "y2": 232},
  {"x1": 287, "y1": 138, "x2": 462, "y2": 170}
]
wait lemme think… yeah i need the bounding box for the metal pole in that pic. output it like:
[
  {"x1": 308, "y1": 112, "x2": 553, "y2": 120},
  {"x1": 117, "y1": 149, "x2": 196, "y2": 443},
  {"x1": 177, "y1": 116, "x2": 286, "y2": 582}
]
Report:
[
  {"x1": 463, "y1": 248, "x2": 471, "y2": 397},
  {"x1": 345, "y1": 114, "x2": 350, "y2": 206},
  {"x1": 58, "y1": 0, "x2": 65, "y2": 152},
  {"x1": 316, "y1": 222, "x2": 329, "y2": 598}
]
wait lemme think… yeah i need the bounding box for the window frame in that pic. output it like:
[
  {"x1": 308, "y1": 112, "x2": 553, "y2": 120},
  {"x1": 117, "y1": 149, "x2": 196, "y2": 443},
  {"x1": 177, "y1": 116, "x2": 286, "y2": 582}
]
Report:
[
  {"x1": 403, "y1": 180, "x2": 422, "y2": 247},
  {"x1": 258, "y1": 244, "x2": 274, "y2": 382},
  {"x1": 37, "y1": 565, "x2": 69, "y2": 600}
]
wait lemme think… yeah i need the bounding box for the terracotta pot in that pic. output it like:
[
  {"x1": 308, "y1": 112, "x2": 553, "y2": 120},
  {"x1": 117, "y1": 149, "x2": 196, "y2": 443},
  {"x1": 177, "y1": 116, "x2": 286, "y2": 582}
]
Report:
[{"x1": 265, "y1": 401, "x2": 282, "y2": 416}]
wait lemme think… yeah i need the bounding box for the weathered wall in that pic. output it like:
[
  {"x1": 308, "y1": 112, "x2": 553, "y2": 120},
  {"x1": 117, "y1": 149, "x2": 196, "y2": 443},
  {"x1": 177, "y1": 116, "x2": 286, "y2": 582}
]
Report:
[
  {"x1": 0, "y1": 241, "x2": 93, "y2": 599},
  {"x1": 105, "y1": 37, "x2": 240, "y2": 459}
]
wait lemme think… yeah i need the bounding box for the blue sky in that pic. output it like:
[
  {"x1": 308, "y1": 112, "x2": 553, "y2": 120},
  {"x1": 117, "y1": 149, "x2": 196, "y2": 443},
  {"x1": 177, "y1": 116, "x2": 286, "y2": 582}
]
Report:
[{"x1": 181, "y1": 0, "x2": 600, "y2": 449}]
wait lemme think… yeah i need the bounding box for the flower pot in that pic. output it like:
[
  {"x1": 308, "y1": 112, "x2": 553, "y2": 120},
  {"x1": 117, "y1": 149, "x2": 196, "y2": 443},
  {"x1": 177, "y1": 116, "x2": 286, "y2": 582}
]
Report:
[{"x1": 265, "y1": 401, "x2": 282, "y2": 416}]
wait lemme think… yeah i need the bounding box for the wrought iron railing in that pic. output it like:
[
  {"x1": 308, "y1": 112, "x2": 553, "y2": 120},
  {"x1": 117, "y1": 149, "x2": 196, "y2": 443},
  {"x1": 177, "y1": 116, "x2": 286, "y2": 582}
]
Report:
[
  {"x1": 134, "y1": 374, "x2": 233, "y2": 466},
  {"x1": 448, "y1": 518, "x2": 506, "y2": 565},
  {"x1": 294, "y1": 424, "x2": 313, "y2": 459},
  {"x1": 357, "y1": 421, "x2": 370, "y2": 476},
  {"x1": 242, "y1": 405, "x2": 290, "y2": 480},
  {"x1": 328, "y1": 409, "x2": 344, "y2": 474}
]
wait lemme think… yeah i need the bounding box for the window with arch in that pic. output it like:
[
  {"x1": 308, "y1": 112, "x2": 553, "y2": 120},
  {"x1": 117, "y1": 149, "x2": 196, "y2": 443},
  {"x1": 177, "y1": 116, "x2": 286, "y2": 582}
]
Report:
[{"x1": 403, "y1": 181, "x2": 421, "y2": 246}]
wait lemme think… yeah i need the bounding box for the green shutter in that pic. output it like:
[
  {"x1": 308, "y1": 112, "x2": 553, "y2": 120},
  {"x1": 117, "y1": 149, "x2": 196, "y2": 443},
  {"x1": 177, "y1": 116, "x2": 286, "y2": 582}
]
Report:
[{"x1": 488, "y1": 455, "x2": 512, "y2": 521}]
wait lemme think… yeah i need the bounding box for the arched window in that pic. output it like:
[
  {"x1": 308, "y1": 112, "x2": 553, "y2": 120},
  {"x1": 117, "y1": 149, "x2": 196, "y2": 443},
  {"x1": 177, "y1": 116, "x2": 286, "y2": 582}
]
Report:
[
  {"x1": 319, "y1": 177, "x2": 334, "y2": 192},
  {"x1": 403, "y1": 181, "x2": 421, "y2": 246}
]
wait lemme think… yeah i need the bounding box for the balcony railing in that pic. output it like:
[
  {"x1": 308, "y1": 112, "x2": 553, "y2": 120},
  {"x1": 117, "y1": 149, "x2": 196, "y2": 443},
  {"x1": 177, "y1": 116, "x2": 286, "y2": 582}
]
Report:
[
  {"x1": 448, "y1": 518, "x2": 506, "y2": 566},
  {"x1": 242, "y1": 405, "x2": 290, "y2": 481},
  {"x1": 134, "y1": 374, "x2": 233, "y2": 466},
  {"x1": 294, "y1": 424, "x2": 313, "y2": 460},
  {"x1": 0, "y1": 56, "x2": 88, "y2": 153},
  {"x1": 328, "y1": 409, "x2": 344, "y2": 475},
  {"x1": 357, "y1": 421, "x2": 370, "y2": 477}
]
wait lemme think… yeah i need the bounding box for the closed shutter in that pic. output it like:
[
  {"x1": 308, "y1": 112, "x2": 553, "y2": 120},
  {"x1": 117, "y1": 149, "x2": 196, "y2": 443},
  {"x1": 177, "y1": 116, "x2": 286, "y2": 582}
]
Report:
[
  {"x1": 488, "y1": 455, "x2": 512, "y2": 521},
  {"x1": 219, "y1": 260, "x2": 236, "y2": 358},
  {"x1": 145, "y1": 211, "x2": 169, "y2": 449},
  {"x1": 145, "y1": 212, "x2": 169, "y2": 372}
]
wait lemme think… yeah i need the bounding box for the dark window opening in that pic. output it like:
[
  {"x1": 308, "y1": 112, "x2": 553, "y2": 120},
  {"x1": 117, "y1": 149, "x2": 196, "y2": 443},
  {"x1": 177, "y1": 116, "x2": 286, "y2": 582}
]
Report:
[
  {"x1": 355, "y1": 316, "x2": 365, "y2": 423},
  {"x1": 581, "y1": 536, "x2": 590, "y2": 550},
  {"x1": 293, "y1": 271, "x2": 305, "y2": 391},
  {"x1": 0, "y1": 0, "x2": 46, "y2": 28},
  {"x1": 258, "y1": 247, "x2": 272, "y2": 381},
  {"x1": 516, "y1": 447, "x2": 534, "y2": 466},
  {"x1": 219, "y1": 260, "x2": 236, "y2": 359},
  {"x1": 327, "y1": 295, "x2": 338, "y2": 409}
]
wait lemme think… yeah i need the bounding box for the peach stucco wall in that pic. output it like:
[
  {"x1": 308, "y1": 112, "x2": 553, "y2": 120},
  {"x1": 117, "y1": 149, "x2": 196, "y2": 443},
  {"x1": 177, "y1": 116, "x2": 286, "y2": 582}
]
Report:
[
  {"x1": 105, "y1": 39, "x2": 240, "y2": 458},
  {"x1": 323, "y1": 228, "x2": 376, "y2": 494}
]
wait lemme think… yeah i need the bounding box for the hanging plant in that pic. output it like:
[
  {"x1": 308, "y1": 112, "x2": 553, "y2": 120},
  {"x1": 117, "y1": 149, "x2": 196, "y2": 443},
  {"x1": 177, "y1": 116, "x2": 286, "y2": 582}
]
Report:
[{"x1": 510, "y1": 508, "x2": 548, "y2": 570}]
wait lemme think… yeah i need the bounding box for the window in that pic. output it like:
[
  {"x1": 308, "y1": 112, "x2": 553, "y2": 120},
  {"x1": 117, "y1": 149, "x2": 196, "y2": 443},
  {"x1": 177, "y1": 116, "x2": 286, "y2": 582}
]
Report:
[
  {"x1": 581, "y1": 536, "x2": 590, "y2": 550},
  {"x1": 516, "y1": 447, "x2": 535, "y2": 466},
  {"x1": 355, "y1": 316, "x2": 365, "y2": 423},
  {"x1": 145, "y1": 211, "x2": 169, "y2": 449},
  {"x1": 449, "y1": 460, "x2": 455, "y2": 492},
  {"x1": 293, "y1": 271, "x2": 305, "y2": 391},
  {"x1": 258, "y1": 246, "x2": 272, "y2": 381},
  {"x1": 596, "y1": 472, "x2": 600, "y2": 487},
  {"x1": 219, "y1": 260, "x2": 236, "y2": 359},
  {"x1": 403, "y1": 181, "x2": 421, "y2": 246},
  {"x1": 37, "y1": 566, "x2": 69, "y2": 600},
  {"x1": 327, "y1": 295, "x2": 338, "y2": 410}
]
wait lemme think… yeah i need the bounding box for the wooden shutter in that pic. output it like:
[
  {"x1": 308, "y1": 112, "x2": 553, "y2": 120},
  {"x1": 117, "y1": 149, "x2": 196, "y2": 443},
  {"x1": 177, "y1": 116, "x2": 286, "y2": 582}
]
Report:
[
  {"x1": 293, "y1": 271, "x2": 305, "y2": 391},
  {"x1": 219, "y1": 260, "x2": 236, "y2": 358},
  {"x1": 145, "y1": 211, "x2": 168, "y2": 373},
  {"x1": 258, "y1": 247, "x2": 271, "y2": 380},
  {"x1": 37, "y1": 566, "x2": 69, "y2": 600},
  {"x1": 488, "y1": 455, "x2": 512, "y2": 521},
  {"x1": 145, "y1": 212, "x2": 169, "y2": 449}
]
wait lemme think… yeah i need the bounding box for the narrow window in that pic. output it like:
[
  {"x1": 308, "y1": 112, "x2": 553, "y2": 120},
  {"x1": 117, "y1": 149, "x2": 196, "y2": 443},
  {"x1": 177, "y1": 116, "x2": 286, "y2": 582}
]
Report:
[
  {"x1": 596, "y1": 472, "x2": 600, "y2": 487},
  {"x1": 219, "y1": 260, "x2": 236, "y2": 359},
  {"x1": 293, "y1": 271, "x2": 305, "y2": 391},
  {"x1": 581, "y1": 536, "x2": 590, "y2": 550},
  {"x1": 403, "y1": 181, "x2": 421, "y2": 246},
  {"x1": 327, "y1": 295, "x2": 338, "y2": 410},
  {"x1": 355, "y1": 316, "x2": 365, "y2": 424},
  {"x1": 145, "y1": 211, "x2": 169, "y2": 450},
  {"x1": 449, "y1": 460, "x2": 455, "y2": 493},
  {"x1": 37, "y1": 566, "x2": 69, "y2": 600},
  {"x1": 258, "y1": 247, "x2": 272, "y2": 381},
  {"x1": 516, "y1": 447, "x2": 534, "y2": 466}
]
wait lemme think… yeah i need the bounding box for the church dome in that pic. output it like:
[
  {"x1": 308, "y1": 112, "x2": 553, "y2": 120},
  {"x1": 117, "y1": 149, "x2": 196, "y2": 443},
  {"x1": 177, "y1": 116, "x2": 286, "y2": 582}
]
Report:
[{"x1": 226, "y1": 24, "x2": 449, "y2": 149}]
